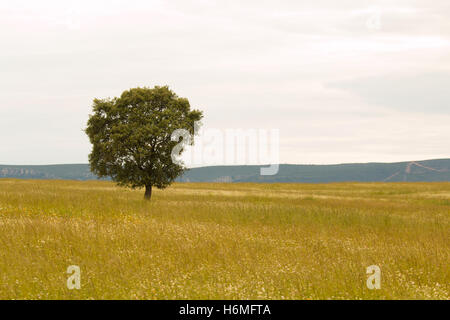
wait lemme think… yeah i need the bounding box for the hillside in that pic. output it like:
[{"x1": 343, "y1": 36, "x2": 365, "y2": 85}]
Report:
[
  {"x1": 1, "y1": 159, "x2": 449, "y2": 182},
  {"x1": 0, "y1": 164, "x2": 97, "y2": 180}
]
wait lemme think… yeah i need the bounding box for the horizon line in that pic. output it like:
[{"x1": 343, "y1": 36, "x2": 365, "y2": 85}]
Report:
[{"x1": 1, "y1": 158, "x2": 449, "y2": 168}]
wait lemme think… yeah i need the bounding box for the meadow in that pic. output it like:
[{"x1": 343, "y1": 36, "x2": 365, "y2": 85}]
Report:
[{"x1": 0, "y1": 179, "x2": 448, "y2": 300}]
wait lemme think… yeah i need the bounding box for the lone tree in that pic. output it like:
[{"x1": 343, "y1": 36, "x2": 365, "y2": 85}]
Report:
[{"x1": 85, "y1": 86, "x2": 203, "y2": 200}]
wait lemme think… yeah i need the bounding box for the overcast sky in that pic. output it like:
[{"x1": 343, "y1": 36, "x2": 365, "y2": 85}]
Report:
[{"x1": 1, "y1": 0, "x2": 449, "y2": 165}]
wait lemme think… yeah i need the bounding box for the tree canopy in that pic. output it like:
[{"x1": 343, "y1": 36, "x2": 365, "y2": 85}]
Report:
[{"x1": 85, "y1": 86, "x2": 203, "y2": 199}]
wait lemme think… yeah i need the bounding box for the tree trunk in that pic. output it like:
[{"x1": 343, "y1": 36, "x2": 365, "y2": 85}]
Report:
[{"x1": 144, "y1": 185, "x2": 152, "y2": 200}]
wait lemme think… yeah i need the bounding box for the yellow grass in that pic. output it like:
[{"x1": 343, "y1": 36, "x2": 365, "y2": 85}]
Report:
[{"x1": 0, "y1": 179, "x2": 448, "y2": 300}]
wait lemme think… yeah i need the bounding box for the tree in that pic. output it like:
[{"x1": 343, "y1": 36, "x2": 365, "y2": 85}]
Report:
[{"x1": 85, "y1": 86, "x2": 203, "y2": 200}]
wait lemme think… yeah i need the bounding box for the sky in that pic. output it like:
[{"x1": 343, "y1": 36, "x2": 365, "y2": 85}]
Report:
[{"x1": 1, "y1": 0, "x2": 449, "y2": 165}]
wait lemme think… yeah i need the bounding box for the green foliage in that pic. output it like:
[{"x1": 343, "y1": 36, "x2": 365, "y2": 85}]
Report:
[{"x1": 85, "y1": 86, "x2": 203, "y2": 192}]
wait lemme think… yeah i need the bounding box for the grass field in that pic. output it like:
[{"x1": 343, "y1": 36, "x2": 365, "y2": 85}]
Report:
[{"x1": 0, "y1": 179, "x2": 448, "y2": 300}]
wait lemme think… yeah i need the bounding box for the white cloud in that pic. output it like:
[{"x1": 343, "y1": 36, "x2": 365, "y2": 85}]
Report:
[{"x1": 0, "y1": 0, "x2": 449, "y2": 164}]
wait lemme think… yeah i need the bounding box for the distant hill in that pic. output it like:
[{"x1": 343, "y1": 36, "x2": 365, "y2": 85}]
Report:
[
  {"x1": 178, "y1": 159, "x2": 450, "y2": 183},
  {"x1": 0, "y1": 159, "x2": 449, "y2": 183},
  {"x1": 0, "y1": 164, "x2": 97, "y2": 181}
]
